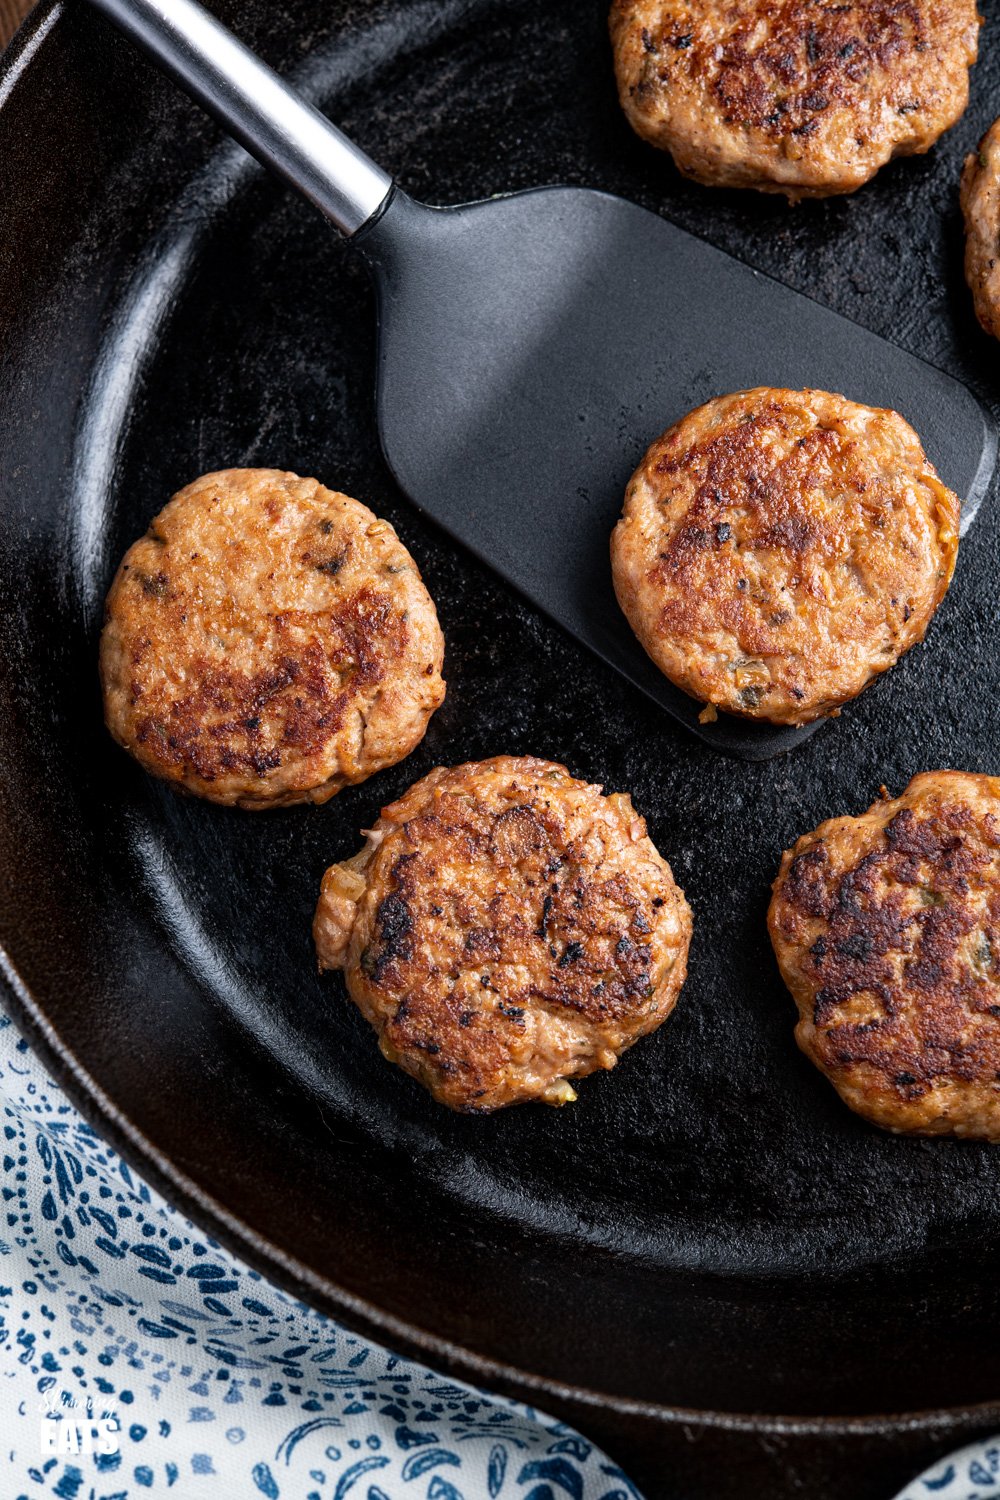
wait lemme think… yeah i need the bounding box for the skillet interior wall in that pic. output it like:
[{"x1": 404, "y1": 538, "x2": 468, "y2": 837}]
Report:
[{"x1": 1, "y1": 0, "x2": 1000, "y2": 1423}]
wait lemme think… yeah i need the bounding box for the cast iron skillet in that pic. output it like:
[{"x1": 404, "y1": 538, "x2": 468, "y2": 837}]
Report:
[{"x1": 2, "y1": 2, "x2": 1000, "y2": 1495}]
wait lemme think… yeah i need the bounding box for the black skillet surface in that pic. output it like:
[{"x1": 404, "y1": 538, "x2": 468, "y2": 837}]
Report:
[{"x1": 3, "y1": 2, "x2": 1000, "y2": 1495}]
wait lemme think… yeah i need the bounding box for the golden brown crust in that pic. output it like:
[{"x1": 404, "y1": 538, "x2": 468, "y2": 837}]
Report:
[
  {"x1": 961, "y1": 117, "x2": 1000, "y2": 340},
  {"x1": 769, "y1": 771, "x2": 1000, "y2": 1139},
  {"x1": 610, "y1": 388, "x2": 959, "y2": 727},
  {"x1": 610, "y1": 0, "x2": 980, "y2": 199},
  {"x1": 100, "y1": 469, "x2": 445, "y2": 808},
  {"x1": 313, "y1": 756, "x2": 692, "y2": 1112}
]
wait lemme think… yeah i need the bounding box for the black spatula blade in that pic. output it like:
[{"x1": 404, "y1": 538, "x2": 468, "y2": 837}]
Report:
[{"x1": 361, "y1": 188, "x2": 995, "y2": 761}]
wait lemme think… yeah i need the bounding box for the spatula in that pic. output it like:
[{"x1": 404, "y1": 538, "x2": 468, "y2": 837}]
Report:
[{"x1": 84, "y1": 0, "x2": 997, "y2": 761}]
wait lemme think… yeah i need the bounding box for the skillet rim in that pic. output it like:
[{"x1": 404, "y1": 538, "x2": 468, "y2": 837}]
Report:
[
  {"x1": 2, "y1": 0, "x2": 999, "y2": 1445},
  {"x1": 7, "y1": 936, "x2": 1000, "y2": 1439}
]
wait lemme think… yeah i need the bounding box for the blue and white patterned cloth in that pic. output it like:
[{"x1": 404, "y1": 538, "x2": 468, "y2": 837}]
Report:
[
  {"x1": 2, "y1": 999, "x2": 996, "y2": 1500},
  {"x1": 896, "y1": 1439, "x2": 1000, "y2": 1500},
  {"x1": 0, "y1": 1003, "x2": 640, "y2": 1500}
]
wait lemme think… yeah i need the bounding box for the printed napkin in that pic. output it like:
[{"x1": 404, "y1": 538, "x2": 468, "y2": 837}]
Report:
[{"x1": 0, "y1": 1004, "x2": 639, "y2": 1500}]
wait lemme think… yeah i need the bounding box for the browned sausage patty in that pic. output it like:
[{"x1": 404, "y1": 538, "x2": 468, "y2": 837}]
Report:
[
  {"x1": 313, "y1": 756, "x2": 692, "y2": 1112},
  {"x1": 769, "y1": 772, "x2": 1000, "y2": 1139},
  {"x1": 961, "y1": 117, "x2": 1000, "y2": 340},
  {"x1": 100, "y1": 469, "x2": 445, "y2": 808},
  {"x1": 610, "y1": 0, "x2": 981, "y2": 199},
  {"x1": 610, "y1": 389, "x2": 960, "y2": 727}
]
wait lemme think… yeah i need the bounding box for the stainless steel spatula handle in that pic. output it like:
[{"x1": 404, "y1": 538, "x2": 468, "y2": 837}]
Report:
[{"x1": 85, "y1": 0, "x2": 394, "y2": 235}]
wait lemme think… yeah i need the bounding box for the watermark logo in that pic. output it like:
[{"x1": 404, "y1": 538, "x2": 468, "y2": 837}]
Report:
[{"x1": 38, "y1": 1393, "x2": 120, "y2": 1457}]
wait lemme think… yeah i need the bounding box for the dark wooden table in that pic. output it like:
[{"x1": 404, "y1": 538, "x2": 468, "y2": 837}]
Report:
[{"x1": 2, "y1": 0, "x2": 35, "y2": 49}]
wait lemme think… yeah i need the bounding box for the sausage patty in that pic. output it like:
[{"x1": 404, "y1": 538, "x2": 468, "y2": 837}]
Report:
[
  {"x1": 100, "y1": 469, "x2": 446, "y2": 808},
  {"x1": 610, "y1": 389, "x2": 960, "y2": 727},
  {"x1": 769, "y1": 772, "x2": 1000, "y2": 1140},
  {"x1": 610, "y1": 0, "x2": 981, "y2": 200},
  {"x1": 313, "y1": 756, "x2": 692, "y2": 1112},
  {"x1": 961, "y1": 117, "x2": 1000, "y2": 340}
]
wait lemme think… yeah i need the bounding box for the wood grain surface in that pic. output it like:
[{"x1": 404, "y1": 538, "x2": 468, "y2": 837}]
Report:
[{"x1": 2, "y1": 0, "x2": 35, "y2": 49}]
